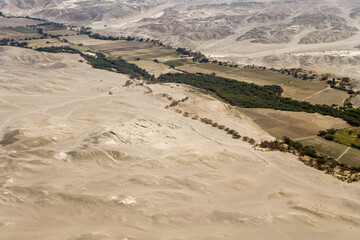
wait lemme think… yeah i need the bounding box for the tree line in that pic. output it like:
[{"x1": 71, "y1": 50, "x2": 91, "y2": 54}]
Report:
[
  {"x1": 36, "y1": 46, "x2": 153, "y2": 80},
  {"x1": 154, "y1": 73, "x2": 360, "y2": 126},
  {"x1": 34, "y1": 46, "x2": 360, "y2": 126}
]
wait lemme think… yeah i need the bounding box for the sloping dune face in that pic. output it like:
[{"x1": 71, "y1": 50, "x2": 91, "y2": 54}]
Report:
[{"x1": 1, "y1": 46, "x2": 360, "y2": 240}]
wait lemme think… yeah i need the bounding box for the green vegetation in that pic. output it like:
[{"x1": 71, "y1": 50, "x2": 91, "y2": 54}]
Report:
[
  {"x1": 260, "y1": 137, "x2": 360, "y2": 182},
  {"x1": 155, "y1": 73, "x2": 360, "y2": 126},
  {"x1": 177, "y1": 63, "x2": 346, "y2": 105},
  {"x1": 176, "y1": 47, "x2": 209, "y2": 63},
  {"x1": 84, "y1": 52, "x2": 152, "y2": 80},
  {"x1": 35, "y1": 46, "x2": 153, "y2": 80},
  {"x1": 163, "y1": 59, "x2": 190, "y2": 67},
  {"x1": 283, "y1": 137, "x2": 318, "y2": 158},
  {"x1": 8, "y1": 27, "x2": 37, "y2": 34},
  {"x1": 121, "y1": 48, "x2": 178, "y2": 62},
  {"x1": 319, "y1": 128, "x2": 360, "y2": 149},
  {"x1": 36, "y1": 46, "x2": 81, "y2": 54},
  {"x1": 298, "y1": 136, "x2": 348, "y2": 160},
  {"x1": 0, "y1": 38, "x2": 28, "y2": 47},
  {"x1": 34, "y1": 46, "x2": 360, "y2": 127}
]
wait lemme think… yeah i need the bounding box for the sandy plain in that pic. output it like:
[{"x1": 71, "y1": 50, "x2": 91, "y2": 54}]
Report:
[{"x1": 0, "y1": 46, "x2": 360, "y2": 240}]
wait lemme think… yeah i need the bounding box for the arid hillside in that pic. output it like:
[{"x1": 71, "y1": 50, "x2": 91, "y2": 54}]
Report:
[
  {"x1": 1, "y1": 46, "x2": 360, "y2": 239},
  {"x1": 1, "y1": 2, "x2": 360, "y2": 239}
]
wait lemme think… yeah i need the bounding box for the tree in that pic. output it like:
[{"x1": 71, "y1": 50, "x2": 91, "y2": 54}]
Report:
[
  {"x1": 342, "y1": 77, "x2": 350, "y2": 83},
  {"x1": 324, "y1": 134, "x2": 334, "y2": 141}
]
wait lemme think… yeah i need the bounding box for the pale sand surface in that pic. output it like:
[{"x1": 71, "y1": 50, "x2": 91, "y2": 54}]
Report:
[{"x1": 0, "y1": 46, "x2": 360, "y2": 240}]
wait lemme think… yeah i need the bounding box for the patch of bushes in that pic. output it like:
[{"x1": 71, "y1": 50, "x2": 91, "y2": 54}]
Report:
[
  {"x1": 35, "y1": 47, "x2": 152, "y2": 80},
  {"x1": 259, "y1": 137, "x2": 360, "y2": 182}
]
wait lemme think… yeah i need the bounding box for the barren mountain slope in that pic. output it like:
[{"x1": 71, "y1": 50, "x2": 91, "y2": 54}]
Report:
[
  {"x1": 0, "y1": 0, "x2": 167, "y2": 22},
  {"x1": 97, "y1": 0, "x2": 360, "y2": 84},
  {"x1": 1, "y1": 46, "x2": 360, "y2": 240}
]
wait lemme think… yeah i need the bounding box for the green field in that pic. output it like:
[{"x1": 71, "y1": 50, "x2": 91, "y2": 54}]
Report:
[
  {"x1": 298, "y1": 136, "x2": 348, "y2": 160},
  {"x1": 332, "y1": 127, "x2": 360, "y2": 148},
  {"x1": 290, "y1": 135, "x2": 360, "y2": 167},
  {"x1": 120, "y1": 47, "x2": 179, "y2": 61},
  {"x1": 8, "y1": 27, "x2": 37, "y2": 34},
  {"x1": 163, "y1": 58, "x2": 192, "y2": 67}
]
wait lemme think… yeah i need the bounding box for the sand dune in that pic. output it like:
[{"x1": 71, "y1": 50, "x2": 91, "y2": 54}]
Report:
[{"x1": 0, "y1": 46, "x2": 360, "y2": 239}]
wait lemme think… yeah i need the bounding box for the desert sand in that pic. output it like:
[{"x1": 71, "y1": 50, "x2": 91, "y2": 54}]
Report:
[{"x1": 0, "y1": 46, "x2": 360, "y2": 240}]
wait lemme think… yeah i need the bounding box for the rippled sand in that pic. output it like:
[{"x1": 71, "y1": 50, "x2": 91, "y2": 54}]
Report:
[{"x1": 0, "y1": 46, "x2": 360, "y2": 240}]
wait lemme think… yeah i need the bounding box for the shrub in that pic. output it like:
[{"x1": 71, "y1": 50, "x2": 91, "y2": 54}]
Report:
[
  {"x1": 227, "y1": 129, "x2": 235, "y2": 134},
  {"x1": 232, "y1": 134, "x2": 241, "y2": 139},
  {"x1": 324, "y1": 134, "x2": 335, "y2": 141},
  {"x1": 200, "y1": 118, "x2": 213, "y2": 124}
]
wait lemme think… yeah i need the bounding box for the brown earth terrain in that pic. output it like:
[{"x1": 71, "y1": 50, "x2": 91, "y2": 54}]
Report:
[
  {"x1": 1, "y1": 2, "x2": 360, "y2": 239},
  {"x1": 1, "y1": 45, "x2": 360, "y2": 240}
]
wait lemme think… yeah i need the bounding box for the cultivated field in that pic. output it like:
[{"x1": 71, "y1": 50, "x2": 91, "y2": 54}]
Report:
[
  {"x1": 332, "y1": 127, "x2": 360, "y2": 147},
  {"x1": 7, "y1": 26, "x2": 37, "y2": 33},
  {"x1": 303, "y1": 87, "x2": 349, "y2": 106},
  {"x1": 237, "y1": 108, "x2": 360, "y2": 166},
  {"x1": 340, "y1": 148, "x2": 360, "y2": 167},
  {"x1": 238, "y1": 108, "x2": 350, "y2": 139},
  {"x1": 298, "y1": 136, "x2": 349, "y2": 160},
  {"x1": 25, "y1": 38, "x2": 66, "y2": 48},
  {"x1": 118, "y1": 47, "x2": 179, "y2": 62},
  {"x1": 178, "y1": 63, "x2": 348, "y2": 105},
  {"x1": 128, "y1": 60, "x2": 179, "y2": 77},
  {"x1": 0, "y1": 17, "x2": 41, "y2": 27},
  {"x1": 62, "y1": 35, "x2": 179, "y2": 62},
  {"x1": 40, "y1": 24, "x2": 76, "y2": 36},
  {"x1": 0, "y1": 27, "x2": 41, "y2": 40},
  {"x1": 62, "y1": 34, "x2": 114, "y2": 45}
]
